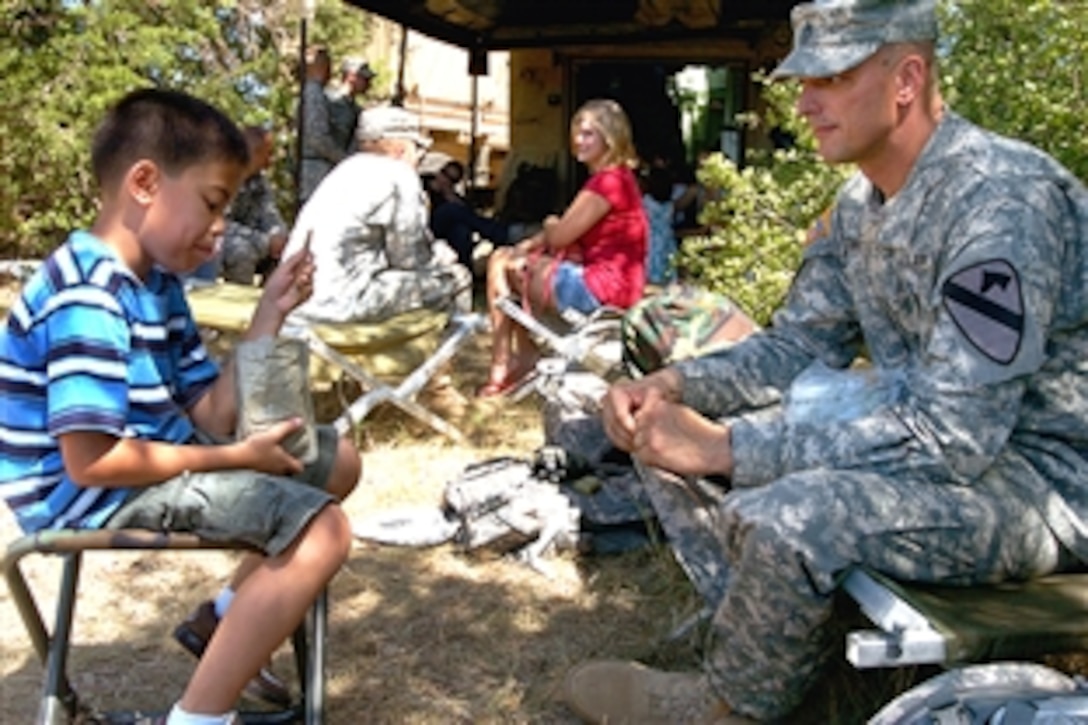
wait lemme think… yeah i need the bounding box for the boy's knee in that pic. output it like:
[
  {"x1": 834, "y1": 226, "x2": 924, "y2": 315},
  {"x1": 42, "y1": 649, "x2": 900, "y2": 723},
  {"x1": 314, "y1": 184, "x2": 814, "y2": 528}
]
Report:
[{"x1": 307, "y1": 504, "x2": 353, "y2": 563}]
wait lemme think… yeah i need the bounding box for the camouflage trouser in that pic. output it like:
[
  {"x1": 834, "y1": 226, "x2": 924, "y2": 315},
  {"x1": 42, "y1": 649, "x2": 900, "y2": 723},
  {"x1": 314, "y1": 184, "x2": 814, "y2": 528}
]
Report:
[
  {"x1": 299, "y1": 159, "x2": 335, "y2": 204},
  {"x1": 639, "y1": 457, "x2": 1063, "y2": 720},
  {"x1": 348, "y1": 260, "x2": 473, "y2": 323},
  {"x1": 220, "y1": 227, "x2": 268, "y2": 285}
]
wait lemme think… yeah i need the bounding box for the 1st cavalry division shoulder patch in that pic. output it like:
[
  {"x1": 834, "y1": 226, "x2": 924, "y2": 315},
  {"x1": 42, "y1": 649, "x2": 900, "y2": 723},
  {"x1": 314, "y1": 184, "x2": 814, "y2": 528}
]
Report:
[{"x1": 941, "y1": 259, "x2": 1023, "y2": 364}]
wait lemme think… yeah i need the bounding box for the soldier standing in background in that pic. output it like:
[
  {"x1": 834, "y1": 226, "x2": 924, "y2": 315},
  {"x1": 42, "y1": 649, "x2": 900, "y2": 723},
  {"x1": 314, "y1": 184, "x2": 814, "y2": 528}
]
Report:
[
  {"x1": 560, "y1": 1, "x2": 1088, "y2": 723},
  {"x1": 327, "y1": 57, "x2": 375, "y2": 154},
  {"x1": 298, "y1": 45, "x2": 346, "y2": 205}
]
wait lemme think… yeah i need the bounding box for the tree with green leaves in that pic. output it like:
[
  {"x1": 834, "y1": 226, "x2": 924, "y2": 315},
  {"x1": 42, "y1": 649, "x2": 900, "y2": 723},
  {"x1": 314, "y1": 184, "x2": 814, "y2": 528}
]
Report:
[{"x1": 0, "y1": 0, "x2": 372, "y2": 258}]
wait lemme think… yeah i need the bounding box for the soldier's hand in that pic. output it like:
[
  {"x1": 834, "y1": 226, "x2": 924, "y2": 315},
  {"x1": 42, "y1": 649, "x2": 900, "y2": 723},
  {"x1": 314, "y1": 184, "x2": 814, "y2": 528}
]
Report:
[
  {"x1": 630, "y1": 401, "x2": 733, "y2": 478},
  {"x1": 601, "y1": 368, "x2": 684, "y2": 450}
]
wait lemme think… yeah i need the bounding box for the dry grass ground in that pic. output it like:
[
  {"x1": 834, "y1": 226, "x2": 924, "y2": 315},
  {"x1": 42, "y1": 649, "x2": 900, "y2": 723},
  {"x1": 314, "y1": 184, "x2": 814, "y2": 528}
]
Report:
[{"x1": 0, "y1": 281, "x2": 1007, "y2": 723}]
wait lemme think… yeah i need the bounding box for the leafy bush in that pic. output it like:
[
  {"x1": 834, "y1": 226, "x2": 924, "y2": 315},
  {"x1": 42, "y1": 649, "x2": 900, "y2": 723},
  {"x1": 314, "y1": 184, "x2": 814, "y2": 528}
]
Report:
[{"x1": 675, "y1": 78, "x2": 849, "y2": 325}]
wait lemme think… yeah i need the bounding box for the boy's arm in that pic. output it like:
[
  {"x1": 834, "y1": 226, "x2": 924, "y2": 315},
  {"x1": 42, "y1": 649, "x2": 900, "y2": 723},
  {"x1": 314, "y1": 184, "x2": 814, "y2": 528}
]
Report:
[
  {"x1": 58, "y1": 419, "x2": 307, "y2": 488},
  {"x1": 188, "y1": 244, "x2": 315, "y2": 437}
]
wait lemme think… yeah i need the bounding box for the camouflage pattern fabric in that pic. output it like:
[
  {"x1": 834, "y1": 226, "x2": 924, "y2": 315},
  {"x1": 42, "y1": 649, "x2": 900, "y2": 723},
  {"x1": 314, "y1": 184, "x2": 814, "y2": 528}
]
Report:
[
  {"x1": 869, "y1": 662, "x2": 1088, "y2": 724},
  {"x1": 771, "y1": 0, "x2": 939, "y2": 80},
  {"x1": 326, "y1": 87, "x2": 360, "y2": 154},
  {"x1": 621, "y1": 286, "x2": 758, "y2": 376},
  {"x1": 541, "y1": 373, "x2": 656, "y2": 531},
  {"x1": 283, "y1": 151, "x2": 471, "y2": 324},
  {"x1": 299, "y1": 78, "x2": 347, "y2": 202},
  {"x1": 218, "y1": 173, "x2": 286, "y2": 285},
  {"x1": 644, "y1": 111, "x2": 1088, "y2": 720}
]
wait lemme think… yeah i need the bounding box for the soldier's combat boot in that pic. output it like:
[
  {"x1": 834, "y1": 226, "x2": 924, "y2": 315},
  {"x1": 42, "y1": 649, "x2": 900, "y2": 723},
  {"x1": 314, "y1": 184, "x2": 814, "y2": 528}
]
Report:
[{"x1": 560, "y1": 659, "x2": 756, "y2": 724}]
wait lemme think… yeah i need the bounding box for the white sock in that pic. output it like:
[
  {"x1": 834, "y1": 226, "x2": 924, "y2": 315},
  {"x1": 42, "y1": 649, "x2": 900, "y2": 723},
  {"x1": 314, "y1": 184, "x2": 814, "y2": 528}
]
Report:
[
  {"x1": 166, "y1": 702, "x2": 237, "y2": 725},
  {"x1": 212, "y1": 586, "x2": 234, "y2": 620}
]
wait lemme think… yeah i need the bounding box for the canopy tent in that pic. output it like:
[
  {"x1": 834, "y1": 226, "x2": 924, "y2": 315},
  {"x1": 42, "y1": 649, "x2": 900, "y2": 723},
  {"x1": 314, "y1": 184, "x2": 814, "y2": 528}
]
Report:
[
  {"x1": 340, "y1": 0, "x2": 796, "y2": 52},
  {"x1": 325, "y1": 0, "x2": 798, "y2": 200}
]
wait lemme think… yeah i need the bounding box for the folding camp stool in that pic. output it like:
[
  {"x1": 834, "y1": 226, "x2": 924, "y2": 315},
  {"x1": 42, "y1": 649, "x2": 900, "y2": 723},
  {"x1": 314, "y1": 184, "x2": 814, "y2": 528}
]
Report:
[
  {"x1": 3, "y1": 528, "x2": 327, "y2": 725},
  {"x1": 842, "y1": 566, "x2": 1088, "y2": 720},
  {"x1": 493, "y1": 295, "x2": 626, "y2": 401},
  {"x1": 186, "y1": 281, "x2": 484, "y2": 442}
]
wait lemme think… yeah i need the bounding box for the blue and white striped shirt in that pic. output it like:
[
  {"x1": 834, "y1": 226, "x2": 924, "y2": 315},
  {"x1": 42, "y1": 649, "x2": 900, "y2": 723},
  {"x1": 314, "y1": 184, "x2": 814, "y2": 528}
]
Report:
[{"x1": 0, "y1": 231, "x2": 218, "y2": 532}]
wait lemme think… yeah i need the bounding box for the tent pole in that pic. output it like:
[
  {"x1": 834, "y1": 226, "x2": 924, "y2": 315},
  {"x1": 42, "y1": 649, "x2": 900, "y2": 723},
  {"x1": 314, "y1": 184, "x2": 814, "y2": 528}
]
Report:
[
  {"x1": 468, "y1": 74, "x2": 478, "y2": 194},
  {"x1": 393, "y1": 26, "x2": 408, "y2": 106},
  {"x1": 294, "y1": 14, "x2": 308, "y2": 217},
  {"x1": 467, "y1": 46, "x2": 488, "y2": 197}
]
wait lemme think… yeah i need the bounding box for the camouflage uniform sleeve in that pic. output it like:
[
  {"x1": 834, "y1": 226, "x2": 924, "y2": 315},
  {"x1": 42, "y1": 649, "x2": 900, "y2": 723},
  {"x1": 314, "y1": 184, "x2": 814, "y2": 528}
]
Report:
[
  {"x1": 675, "y1": 232, "x2": 865, "y2": 418},
  {"x1": 253, "y1": 176, "x2": 286, "y2": 238},
  {"x1": 727, "y1": 181, "x2": 1067, "y2": 489},
  {"x1": 383, "y1": 164, "x2": 435, "y2": 269},
  {"x1": 301, "y1": 81, "x2": 347, "y2": 165}
]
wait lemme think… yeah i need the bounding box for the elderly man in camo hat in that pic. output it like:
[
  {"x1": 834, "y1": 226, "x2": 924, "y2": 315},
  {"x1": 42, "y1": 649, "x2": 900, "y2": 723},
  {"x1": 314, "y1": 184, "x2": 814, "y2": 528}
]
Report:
[
  {"x1": 561, "y1": 1, "x2": 1088, "y2": 722},
  {"x1": 282, "y1": 105, "x2": 471, "y2": 324}
]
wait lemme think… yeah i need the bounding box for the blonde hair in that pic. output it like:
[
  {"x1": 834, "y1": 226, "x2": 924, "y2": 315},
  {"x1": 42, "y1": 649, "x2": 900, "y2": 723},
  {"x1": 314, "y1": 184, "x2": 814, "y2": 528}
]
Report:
[{"x1": 570, "y1": 99, "x2": 638, "y2": 169}]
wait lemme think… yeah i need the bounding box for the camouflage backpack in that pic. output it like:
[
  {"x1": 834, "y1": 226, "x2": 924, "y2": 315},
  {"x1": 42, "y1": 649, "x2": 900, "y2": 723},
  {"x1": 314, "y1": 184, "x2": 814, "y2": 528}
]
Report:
[
  {"x1": 869, "y1": 662, "x2": 1088, "y2": 724},
  {"x1": 621, "y1": 285, "x2": 760, "y2": 376}
]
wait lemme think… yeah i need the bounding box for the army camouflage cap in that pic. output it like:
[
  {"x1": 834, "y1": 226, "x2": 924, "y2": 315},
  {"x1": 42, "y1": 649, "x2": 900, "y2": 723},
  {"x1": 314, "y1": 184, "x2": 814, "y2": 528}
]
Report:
[
  {"x1": 357, "y1": 105, "x2": 432, "y2": 149},
  {"x1": 771, "y1": 0, "x2": 938, "y2": 80}
]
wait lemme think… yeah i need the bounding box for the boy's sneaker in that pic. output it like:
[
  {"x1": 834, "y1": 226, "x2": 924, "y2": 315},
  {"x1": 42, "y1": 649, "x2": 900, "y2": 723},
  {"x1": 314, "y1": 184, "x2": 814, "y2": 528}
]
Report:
[{"x1": 173, "y1": 600, "x2": 292, "y2": 708}]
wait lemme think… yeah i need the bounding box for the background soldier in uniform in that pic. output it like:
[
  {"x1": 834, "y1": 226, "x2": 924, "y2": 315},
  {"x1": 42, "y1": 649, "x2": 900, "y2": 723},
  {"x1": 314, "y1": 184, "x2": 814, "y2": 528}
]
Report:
[
  {"x1": 327, "y1": 57, "x2": 375, "y2": 154},
  {"x1": 298, "y1": 46, "x2": 346, "y2": 205},
  {"x1": 560, "y1": 1, "x2": 1088, "y2": 722},
  {"x1": 282, "y1": 105, "x2": 471, "y2": 324},
  {"x1": 217, "y1": 125, "x2": 288, "y2": 285}
]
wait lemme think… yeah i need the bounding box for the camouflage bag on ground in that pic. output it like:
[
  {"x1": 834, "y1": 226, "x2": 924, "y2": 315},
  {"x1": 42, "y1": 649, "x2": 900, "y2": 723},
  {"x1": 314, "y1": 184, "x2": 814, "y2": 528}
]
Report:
[
  {"x1": 621, "y1": 285, "x2": 759, "y2": 376},
  {"x1": 869, "y1": 662, "x2": 1088, "y2": 724},
  {"x1": 442, "y1": 455, "x2": 581, "y2": 558}
]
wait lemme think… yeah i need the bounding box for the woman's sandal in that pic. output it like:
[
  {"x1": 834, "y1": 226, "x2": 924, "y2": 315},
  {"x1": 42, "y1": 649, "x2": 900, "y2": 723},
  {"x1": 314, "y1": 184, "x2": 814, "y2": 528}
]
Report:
[{"x1": 476, "y1": 367, "x2": 537, "y2": 398}]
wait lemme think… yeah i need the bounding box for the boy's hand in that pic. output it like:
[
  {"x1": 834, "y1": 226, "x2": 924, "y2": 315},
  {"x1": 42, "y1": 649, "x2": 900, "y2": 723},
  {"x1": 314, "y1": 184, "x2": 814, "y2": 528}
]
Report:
[
  {"x1": 264, "y1": 238, "x2": 315, "y2": 316},
  {"x1": 248, "y1": 234, "x2": 314, "y2": 338},
  {"x1": 238, "y1": 418, "x2": 305, "y2": 476}
]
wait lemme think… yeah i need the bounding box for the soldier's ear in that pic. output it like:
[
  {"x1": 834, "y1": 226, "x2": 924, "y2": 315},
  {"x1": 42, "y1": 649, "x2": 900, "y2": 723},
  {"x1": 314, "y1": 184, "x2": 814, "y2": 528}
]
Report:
[{"x1": 895, "y1": 54, "x2": 926, "y2": 105}]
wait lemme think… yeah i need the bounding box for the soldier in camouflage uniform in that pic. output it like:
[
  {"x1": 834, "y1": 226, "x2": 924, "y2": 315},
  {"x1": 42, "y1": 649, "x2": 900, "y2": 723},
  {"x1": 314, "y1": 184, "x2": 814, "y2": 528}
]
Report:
[
  {"x1": 282, "y1": 105, "x2": 471, "y2": 324},
  {"x1": 327, "y1": 57, "x2": 374, "y2": 154},
  {"x1": 298, "y1": 46, "x2": 347, "y2": 205},
  {"x1": 217, "y1": 126, "x2": 288, "y2": 285},
  {"x1": 561, "y1": 1, "x2": 1088, "y2": 723}
]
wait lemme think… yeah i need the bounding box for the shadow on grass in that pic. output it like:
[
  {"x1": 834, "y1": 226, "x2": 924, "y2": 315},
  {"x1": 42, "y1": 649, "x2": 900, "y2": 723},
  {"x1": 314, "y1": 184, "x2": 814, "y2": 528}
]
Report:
[{"x1": 2, "y1": 538, "x2": 938, "y2": 724}]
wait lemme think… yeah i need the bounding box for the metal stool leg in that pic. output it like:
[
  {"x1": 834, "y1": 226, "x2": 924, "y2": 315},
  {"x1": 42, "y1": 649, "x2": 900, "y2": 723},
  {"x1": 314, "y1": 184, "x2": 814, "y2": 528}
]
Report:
[
  {"x1": 37, "y1": 552, "x2": 81, "y2": 725},
  {"x1": 305, "y1": 590, "x2": 327, "y2": 725}
]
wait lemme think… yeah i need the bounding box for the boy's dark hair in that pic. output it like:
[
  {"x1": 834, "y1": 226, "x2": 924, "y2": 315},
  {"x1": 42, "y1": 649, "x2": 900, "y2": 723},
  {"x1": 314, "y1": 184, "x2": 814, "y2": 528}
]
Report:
[{"x1": 91, "y1": 88, "x2": 249, "y2": 190}]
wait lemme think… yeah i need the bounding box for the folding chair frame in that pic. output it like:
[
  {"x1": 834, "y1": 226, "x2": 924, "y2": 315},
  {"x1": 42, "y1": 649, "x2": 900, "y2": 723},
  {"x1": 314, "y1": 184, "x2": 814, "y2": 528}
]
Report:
[
  {"x1": 288, "y1": 313, "x2": 483, "y2": 442},
  {"x1": 494, "y1": 296, "x2": 623, "y2": 380},
  {"x1": 844, "y1": 565, "x2": 1088, "y2": 670},
  {"x1": 3, "y1": 529, "x2": 326, "y2": 725},
  {"x1": 186, "y1": 281, "x2": 484, "y2": 443}
]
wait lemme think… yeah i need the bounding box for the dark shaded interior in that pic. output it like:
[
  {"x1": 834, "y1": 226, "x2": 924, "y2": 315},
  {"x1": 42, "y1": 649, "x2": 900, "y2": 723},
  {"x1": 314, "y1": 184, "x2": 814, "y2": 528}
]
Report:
[{"x1": 342, "y1": 0, "x2": 795, "y2": 51}]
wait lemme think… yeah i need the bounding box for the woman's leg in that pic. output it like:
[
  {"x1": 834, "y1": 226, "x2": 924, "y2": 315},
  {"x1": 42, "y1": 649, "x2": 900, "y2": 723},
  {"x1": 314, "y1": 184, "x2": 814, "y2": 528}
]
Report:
[{"x1": 484, "y1": 247, "x2": 517, "y2": 385}]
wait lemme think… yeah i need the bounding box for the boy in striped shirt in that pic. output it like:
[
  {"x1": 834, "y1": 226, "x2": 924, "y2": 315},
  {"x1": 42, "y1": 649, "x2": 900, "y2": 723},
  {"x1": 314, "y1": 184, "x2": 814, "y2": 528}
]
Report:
[{"x1": 0, "y1": 88, "x2": 360, "y2": 725}]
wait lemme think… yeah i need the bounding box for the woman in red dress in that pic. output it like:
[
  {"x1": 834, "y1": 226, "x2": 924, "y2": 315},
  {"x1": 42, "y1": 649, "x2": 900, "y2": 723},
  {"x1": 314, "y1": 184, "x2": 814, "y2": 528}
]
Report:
[{"x1": 479, "y1": 99, "x2": 648, "y2": 397}]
